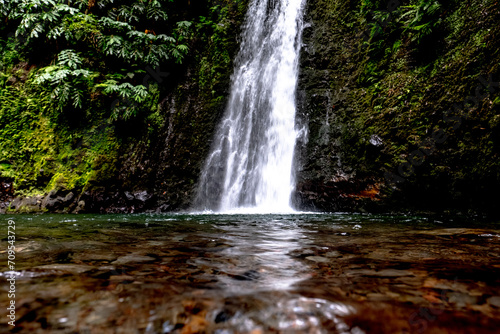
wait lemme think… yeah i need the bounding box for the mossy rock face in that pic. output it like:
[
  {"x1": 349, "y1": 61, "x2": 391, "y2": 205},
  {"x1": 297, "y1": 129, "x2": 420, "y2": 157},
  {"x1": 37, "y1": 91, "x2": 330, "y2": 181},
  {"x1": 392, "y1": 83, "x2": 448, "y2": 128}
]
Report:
[{"x1": 294, "y1": 0, "x2": 500, "y2": 215}]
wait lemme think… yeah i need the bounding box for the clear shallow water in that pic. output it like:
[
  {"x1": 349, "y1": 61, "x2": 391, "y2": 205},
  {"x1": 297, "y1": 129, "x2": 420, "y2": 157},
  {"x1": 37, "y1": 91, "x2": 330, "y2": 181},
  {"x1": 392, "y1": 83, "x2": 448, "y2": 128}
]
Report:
[{"x1": 1, "y1": 213, "x2": 500, "y2": 333}]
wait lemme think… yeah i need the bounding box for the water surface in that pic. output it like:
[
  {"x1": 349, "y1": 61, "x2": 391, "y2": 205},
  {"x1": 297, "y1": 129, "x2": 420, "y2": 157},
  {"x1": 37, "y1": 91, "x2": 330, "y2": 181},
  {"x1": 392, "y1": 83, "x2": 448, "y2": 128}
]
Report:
[{"x1": 2, "y1": 213, "x2": 500, "y2": 333}]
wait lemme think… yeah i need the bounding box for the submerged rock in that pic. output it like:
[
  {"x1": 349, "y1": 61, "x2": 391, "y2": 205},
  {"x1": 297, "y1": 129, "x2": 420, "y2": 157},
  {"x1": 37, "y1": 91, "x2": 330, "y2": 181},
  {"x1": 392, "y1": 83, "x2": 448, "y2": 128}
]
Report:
[
  {"x1": 34, "y1": 264, "x2": 95, "y2": 274},
  {"x1": 112, "y1": 254, "x2": 156, "y2": 265},
  {"x1": 305, "y1": 256, "x2": 330, "y2": 263},
  {"x1": 232, "y1": 270, "x2": 260, "y2": 281}
]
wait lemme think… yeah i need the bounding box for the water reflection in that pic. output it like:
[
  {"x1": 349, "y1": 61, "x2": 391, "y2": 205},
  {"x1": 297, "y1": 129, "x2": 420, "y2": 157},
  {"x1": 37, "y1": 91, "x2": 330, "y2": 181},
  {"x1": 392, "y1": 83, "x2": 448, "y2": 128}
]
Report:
[{"x1": 202, "y1": 219, "x2": 312, "y2": 291}]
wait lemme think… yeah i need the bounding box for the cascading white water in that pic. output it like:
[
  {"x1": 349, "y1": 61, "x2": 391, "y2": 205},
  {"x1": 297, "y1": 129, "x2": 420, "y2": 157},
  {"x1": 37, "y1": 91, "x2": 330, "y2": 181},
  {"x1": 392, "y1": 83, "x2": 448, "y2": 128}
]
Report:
[{"x1": 195, "y1": 0, "x2": 306, "y2": 213}]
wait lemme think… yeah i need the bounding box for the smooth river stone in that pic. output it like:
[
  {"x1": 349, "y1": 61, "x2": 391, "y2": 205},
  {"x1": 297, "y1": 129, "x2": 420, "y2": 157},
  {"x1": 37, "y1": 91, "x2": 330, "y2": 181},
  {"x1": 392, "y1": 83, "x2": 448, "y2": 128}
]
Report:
[
  {"x1": 111, "y1": 254, "x2": 156, "y2": 265},
  {"x1": 346, "y1": 269, "x2": 415, "y2": 277},
  {"x1": 305, "y1": 256, "x2": 330, "y2": 263},
  {"x1": 73, "y1": 252, "x2": 118, "y2": 261},
  {"x1": 324, "y1": 251, "x2": 341, "y2": 257},
  {"x1": 35, "y1": 264, "x2": 95, "y2": 274},
  {"x1": 487, "y1": 296, "x2": 500, "y2": 308}
]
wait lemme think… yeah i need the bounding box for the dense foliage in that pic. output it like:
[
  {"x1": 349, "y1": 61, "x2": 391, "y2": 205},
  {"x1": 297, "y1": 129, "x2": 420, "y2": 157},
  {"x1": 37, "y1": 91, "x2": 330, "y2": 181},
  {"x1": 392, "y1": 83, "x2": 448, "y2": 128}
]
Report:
[
  {"x1": 0, "y1": 0, "x2": 195, "y2": 196},
  {"x1": 0, "y1": 0, "x2": 248, "y2": 206},
  {"x1": 1, "y1": 0, "x2": 191, "y2": 119}
]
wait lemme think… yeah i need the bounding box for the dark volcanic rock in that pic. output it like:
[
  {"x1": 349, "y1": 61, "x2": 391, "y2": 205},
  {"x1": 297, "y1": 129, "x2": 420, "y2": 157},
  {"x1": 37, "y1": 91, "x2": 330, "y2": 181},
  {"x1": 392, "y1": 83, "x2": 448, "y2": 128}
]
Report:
[{"x1": 0, "y1": 178, "x2": 14, "y2": 214}]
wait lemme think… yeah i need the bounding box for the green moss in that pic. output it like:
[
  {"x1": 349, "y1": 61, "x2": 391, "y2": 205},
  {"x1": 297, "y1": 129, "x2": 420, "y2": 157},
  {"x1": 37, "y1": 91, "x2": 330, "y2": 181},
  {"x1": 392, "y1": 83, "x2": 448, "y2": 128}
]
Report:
[{"x1": 0, "y1": 62, "x2": 123, "y2": 197}]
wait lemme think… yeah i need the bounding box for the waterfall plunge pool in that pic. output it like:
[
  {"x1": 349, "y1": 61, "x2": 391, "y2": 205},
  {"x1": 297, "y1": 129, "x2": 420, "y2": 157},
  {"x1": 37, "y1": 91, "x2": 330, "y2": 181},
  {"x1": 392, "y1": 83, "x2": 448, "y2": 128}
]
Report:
[{"x1": 2, "y1": 213, "x2": 500, "y2": 333}]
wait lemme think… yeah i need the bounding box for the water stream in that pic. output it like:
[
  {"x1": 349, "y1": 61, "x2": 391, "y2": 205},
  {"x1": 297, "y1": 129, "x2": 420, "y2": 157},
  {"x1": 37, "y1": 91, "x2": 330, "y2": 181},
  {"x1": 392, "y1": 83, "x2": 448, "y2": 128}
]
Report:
[{"x1": 195, "y1": 0, "x2": 306, "y2": 213}]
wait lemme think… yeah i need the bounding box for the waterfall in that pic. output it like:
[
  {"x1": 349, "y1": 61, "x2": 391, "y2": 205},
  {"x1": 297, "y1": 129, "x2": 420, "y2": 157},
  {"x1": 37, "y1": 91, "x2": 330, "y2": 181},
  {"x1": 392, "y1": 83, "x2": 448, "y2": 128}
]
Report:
[{"x1": 195, "y1": 0, "x2": 306, "y2": 213}]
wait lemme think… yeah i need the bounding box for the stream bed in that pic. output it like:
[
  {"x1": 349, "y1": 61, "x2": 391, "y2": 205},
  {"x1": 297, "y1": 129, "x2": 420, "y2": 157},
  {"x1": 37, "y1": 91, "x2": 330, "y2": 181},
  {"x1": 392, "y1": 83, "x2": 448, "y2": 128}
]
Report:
[{"x1": 1, "y1": 213, "x2": 500, "y2": 333}]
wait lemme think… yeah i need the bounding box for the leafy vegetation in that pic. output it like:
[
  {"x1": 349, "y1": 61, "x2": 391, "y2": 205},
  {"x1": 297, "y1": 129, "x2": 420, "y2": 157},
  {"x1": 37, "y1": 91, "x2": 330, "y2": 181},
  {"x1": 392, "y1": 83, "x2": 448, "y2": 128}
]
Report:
[
  {"x1": 34, "y1": 49, "x2": 96, "y2": 110},
  {"x1": 0, "y1": 0, "x2": 196, "y2": 197},
  {"x1": 357, "y1": 0, "x2": 446, "y2": 85},
  {"x1": 0, "y1": 0, "x2": 251, "y2": 208},
  {"x1": 1, "y1": 0, "x2": 192, "y2": 118}
]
